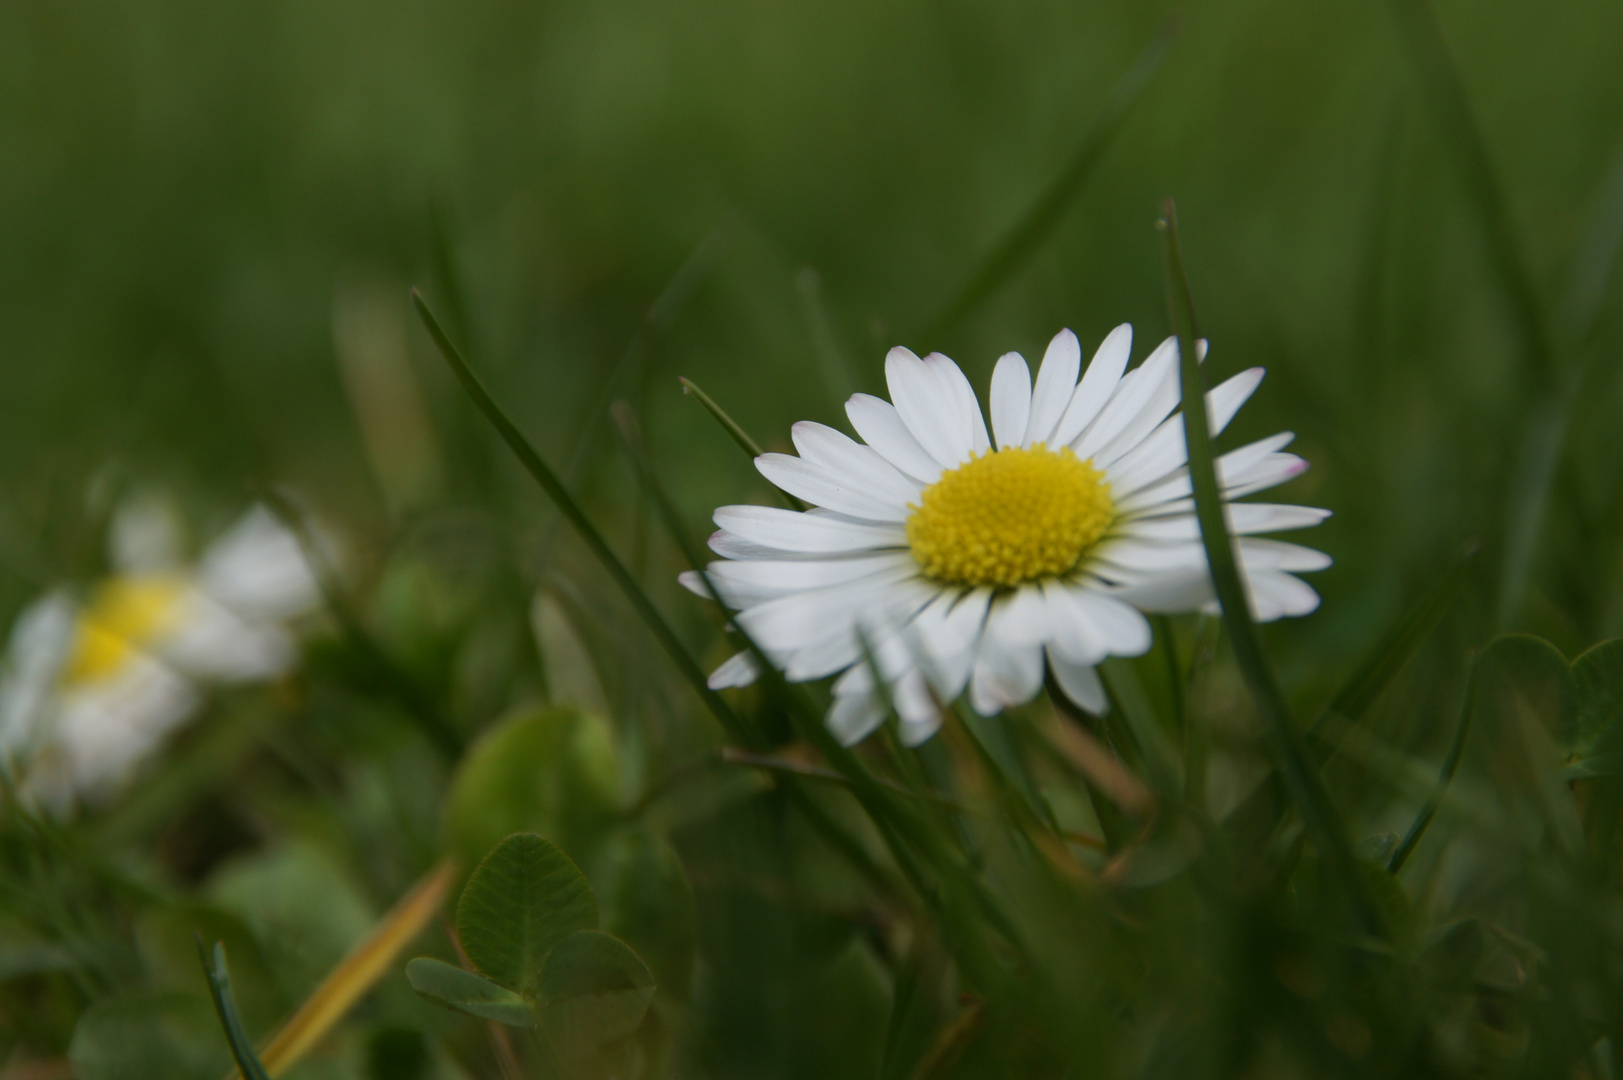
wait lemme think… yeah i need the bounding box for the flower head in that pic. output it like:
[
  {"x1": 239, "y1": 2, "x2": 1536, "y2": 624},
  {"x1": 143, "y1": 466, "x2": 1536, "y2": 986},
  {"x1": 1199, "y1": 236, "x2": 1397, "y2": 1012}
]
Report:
[
  {"x1": 0, "y1": 501, "x2": 325, "y2": 812},
  {"x1": 681, "y1": 327, "x2": 1329, "y2": 747}
]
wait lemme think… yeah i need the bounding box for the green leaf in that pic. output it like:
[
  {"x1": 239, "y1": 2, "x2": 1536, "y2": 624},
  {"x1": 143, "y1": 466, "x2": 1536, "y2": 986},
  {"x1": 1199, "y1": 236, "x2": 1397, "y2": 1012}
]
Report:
[
  {"x1": 1469, "y1": 635, "x2": 1583, "y2": 854},
  {"x1": 1474, "y1": 634, "x2": 1575, "y2": 749},
  {"x1": 1307, "y1": 538, "x2": 1479, "y2": 758},
  {"x1": 405, "y1": 957, "x2": 536, "y2": 1028},
  {"x1": 596, "y1": 830, "x2": 697, "y2": 1000},
  {"x1": 537, "y1": 930, "x2": 656, "y2": 1048},
  {"x1": 443, "y1": 705, "x2": 622, "y2": 872},
  {"x1": 456, "y1": 833, "x2": 598, "y2": 993},
  {"x1": 1572, "y1": 638, "x2": 1623, "y2": 752}
]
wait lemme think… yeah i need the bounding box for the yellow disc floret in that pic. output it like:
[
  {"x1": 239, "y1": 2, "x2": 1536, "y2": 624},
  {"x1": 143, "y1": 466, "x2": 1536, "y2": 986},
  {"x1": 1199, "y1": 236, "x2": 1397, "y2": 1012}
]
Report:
[
  {"x1": 906, "y1": 445, "x2": 1114, "y2": 588},
  {"x1": 63, "y1": 575, "x2": 188, "y2": 686}
]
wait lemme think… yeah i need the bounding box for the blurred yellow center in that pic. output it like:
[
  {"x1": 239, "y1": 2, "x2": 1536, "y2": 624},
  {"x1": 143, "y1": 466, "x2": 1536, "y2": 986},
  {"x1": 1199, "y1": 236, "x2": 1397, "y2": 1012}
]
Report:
[
  {"x1": 906, "y1": 446, "x2": 1114, "y2": 588},
  {"x1": 63, "y1": 576, "x2": 187, "y2": 686}
]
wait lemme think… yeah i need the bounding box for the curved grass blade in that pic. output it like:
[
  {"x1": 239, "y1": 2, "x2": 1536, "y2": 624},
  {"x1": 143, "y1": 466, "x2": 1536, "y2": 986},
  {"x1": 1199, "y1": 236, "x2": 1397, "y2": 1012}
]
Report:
[
  {"x1": 1386, "y1": 0, "x2": 1554, "y2": 385},
  {"x1": 1306, "y1": 537, "x2": 1479, "y2": 759},
  {"x1": 922, "y1": 17, "x2": 1179, "y2": 346},
  {"x1": 260, "y1": 488, "x2": 464, "y2": 759},
  {"x1": 1160, "y1": 200, "x2": 1378, "y2": 934},
  {"x1": 561, "y1": 215, "x2": 741, "y2": 488},
  {"x1": 1389, "y1": 653, "x2": 1478, "y2": 873},
  {"x1": 609, "y1": 401, "x2": 1036, "y2": 991},
  {"x1": 197, "y1": 939, "x2": 271, "y2": 1080},
  {"x1": 412, "y1": 289, "x2": 762, "y2": 752},
  {"x1": 677, "y1": 377, "x2": 807, "y2": 511},
  {"x1": 248, "y1": 859, "x2": 457, "y2": 1078},
  {"x1": 796, "y1": 267, "x2": 861, "y2": 406},
  {"x1": 1385, "y1": 0, "x2": 1573, "y2": 630}
]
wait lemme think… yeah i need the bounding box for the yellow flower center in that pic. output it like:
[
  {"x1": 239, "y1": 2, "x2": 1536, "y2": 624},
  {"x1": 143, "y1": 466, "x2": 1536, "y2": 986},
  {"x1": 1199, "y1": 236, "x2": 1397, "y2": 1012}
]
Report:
[
  {"x1": 906, "y1": 446, "x2": 1114, "y2": 588},
  {"x1": 63, "y1": 575, "x2": 188, "y2": 686}
]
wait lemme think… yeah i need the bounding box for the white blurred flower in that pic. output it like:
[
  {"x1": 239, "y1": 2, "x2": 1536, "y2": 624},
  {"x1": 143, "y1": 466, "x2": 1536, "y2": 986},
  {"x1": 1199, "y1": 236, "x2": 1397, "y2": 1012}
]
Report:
[
  {"x1": 682, "y1": 327, "x2": 1329, "y2": 747},
  {"x1": 0, "y1": 501, "x2": 324, "y2": 812}
]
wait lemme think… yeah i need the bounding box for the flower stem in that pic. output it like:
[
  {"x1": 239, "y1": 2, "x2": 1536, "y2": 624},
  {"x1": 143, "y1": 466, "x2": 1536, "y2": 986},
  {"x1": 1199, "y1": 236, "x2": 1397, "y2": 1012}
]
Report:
[{"x1": 1158, "y1": 200, "x2": 1380, "y2": 935}]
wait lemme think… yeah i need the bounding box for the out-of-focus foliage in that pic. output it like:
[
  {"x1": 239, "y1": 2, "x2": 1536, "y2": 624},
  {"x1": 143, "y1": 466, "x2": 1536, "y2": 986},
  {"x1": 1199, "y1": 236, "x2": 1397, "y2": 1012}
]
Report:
[{"x1": 4, "y1": 0, "x2": 1623, "y2": 1076}]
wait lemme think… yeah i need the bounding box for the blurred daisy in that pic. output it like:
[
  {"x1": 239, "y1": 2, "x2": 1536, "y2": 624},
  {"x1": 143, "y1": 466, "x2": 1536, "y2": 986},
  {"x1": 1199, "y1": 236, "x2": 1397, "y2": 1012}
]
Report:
[
  {"x1": 0, "y1": 500, "x2": 323, "y2": 812},
  {"x1": 681, "y1": 327, "x2": 1329, "y2": 746}
]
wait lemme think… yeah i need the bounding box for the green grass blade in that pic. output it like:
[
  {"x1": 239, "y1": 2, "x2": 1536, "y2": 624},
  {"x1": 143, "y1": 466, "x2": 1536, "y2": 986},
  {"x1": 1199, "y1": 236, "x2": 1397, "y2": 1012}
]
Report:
[
  {"x1": 411, "y1": 289, "x2": 760, "y2": 752},
  {"x1": 921, "y1": 17, "x2": 1179, "y2": 346},
  {"x1": 560, "y1": 215, "x2": 741, "y2": 488},
  {"x1": 427, "y1": 197, "x2": 471, "y2": 355},
  {"x1": 1386, "y1": 0, "x2": 1554, "y2": 386},
  {"x1": 1306, "y1": 537, "x2": 1479, "y2": 758},
  {"x1": 1560, "y1": 137, "x2": 1623, "y2": 344},
  {"x1": 608, "y1": 401, "x2": 1035, "y2": 984},
  {"x1": 796, "y1": 267, "x2": 861, "y2": 407},
  {"x1": 677, "y1": 376, "x2": 809, "y2": 511},
  {"x1": 1385, "y1": 0, "x2": 1571, "y2": 630},
  {"x1": 259, "y1": 488, "x2": 464, "y2": 759},
  {"x1": 196, "y1": 938, "x2": 272, "y2": 1080},
  {"x1": 1160, "y1": 200, "x2": 1378, "y2": 934},
  {"x1": 1389, "y1": 652, "x2": 1478, "y2": 873}
]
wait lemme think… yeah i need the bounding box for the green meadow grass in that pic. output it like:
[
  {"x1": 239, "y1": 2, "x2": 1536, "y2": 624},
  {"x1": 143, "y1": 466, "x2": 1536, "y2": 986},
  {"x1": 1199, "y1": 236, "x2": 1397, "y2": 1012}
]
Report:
[{"x1": 4, "y1": 0, "x2": 1623, "y2": 1076}]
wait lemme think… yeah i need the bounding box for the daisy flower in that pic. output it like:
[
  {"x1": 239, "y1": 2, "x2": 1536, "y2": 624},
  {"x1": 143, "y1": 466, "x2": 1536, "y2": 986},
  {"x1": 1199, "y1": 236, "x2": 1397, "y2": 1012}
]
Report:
[
  {"x1": 680, "y1": 326, "x2": 1329, "y2": 747},
  {"x1": 0, "y1": 500, "x2": 324, "y2": 812}
]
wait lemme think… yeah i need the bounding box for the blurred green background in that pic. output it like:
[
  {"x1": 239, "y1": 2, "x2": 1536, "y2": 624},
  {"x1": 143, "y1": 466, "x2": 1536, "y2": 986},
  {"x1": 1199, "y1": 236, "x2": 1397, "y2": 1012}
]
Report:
[
  {"x1": 5, "y1": 0, "x2": 1621, "y2": 646},
  {"x1": 5, "y1": 0, "x2": 1623, "y2": 1075}
]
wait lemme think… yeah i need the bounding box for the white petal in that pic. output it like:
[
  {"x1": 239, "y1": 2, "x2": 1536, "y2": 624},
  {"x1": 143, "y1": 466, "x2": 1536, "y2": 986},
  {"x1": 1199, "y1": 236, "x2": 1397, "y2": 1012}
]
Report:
[
  {"x1": 1024, "y1": 329, "x2": 1081, "y2": 447},
  {"x1": 0, "y1": 593, "x2": 77, "y2": 756},
  {"x1": 1071, "y1": 332, "x2": 1175, "y2": 457},
  {"x1": 1224, "y1": 453, "x2": 1309, "y2": 499},
  {"x1": 791, "y1": 422, "x2": 922, "y2": 507},
  {"x1": 1237, "y1": 538, "x2": 1332, "y2": 573},
  {"x1": 1046, "y1": 584, "x2": 1152, "y2": 663},
  {"x1": 110, "y1": 495, "x2": 186, "y2": 575},
  {"x1": 1113, "y1": 433, "x2": 1299, "y2": 513},
  {"x1": 899, "y1": 710, "x2": 944, "y2": 747},
  {"x1": 1113, "y1": 568, "x2": 1214, "y2": 614},
  {"x1": 989, "y1": 353, "x2": 1032, "y2": 450},
  {"x1": 1047, "y1": 652, "x2": 1107, "y2": 715},
  {"x1": 994, "y1": 584, "x2": 1053, "y2": 647},
  {"x1": 714, "y1": 504, "x2": 906, "y2": 554},
  {"x1": 706, "y1": 531, "x2": 791, "y2": 561},
  {"x1": 1090, "y1": 347, "x2": 1183, "y2": 469},
  {"x1": 906, "y1": 588, "x2": 989, "y2": 699},
  {"x1": 924, "y1": 352, "x2": 991, "y2": 455},
  {"x1": 846, "y1": 394, "x2": 942, "y2": 484},
  {"x1": 783, "y1": 638, "x2": 858, "y2": 682},
  {"x1": 755, "y1": 454, "x2": 909, "y2": 522},
  {"x1": 892, "y1": 668, "x2": 941, "y2": 734},
  {"x1": 886, "y1": 347, "x2": 973, "y2": 469},
  {"x1": 1244, "y1": 571, "x2": 1322, "y2": 620},
  {"x1": 969, "y1": 603, "x2": 1045, "y2": 715},
  {"x1": 1118, "y1": 504, "x2": 1331, "y2": 542},
  {"x1": 1103, "y1": 368, "x2": 1270, "y2": 497},
  {"x1": 828, "y1": 691, "x2": 886, "y2": 746},
  {"x1": 1050, "y1": 324, "x2": 1132, "y2": 448},
  {"x1": 738, "y1": 569, "x2": 929, "y2": 652},
  {"x1": 46, "y1": 654, "x2": 199, "y2": 805},
  {"x1": 1208, "y1": 368, "x2": 1264, "y2": 434},
  {"x1": 708, "y1": 650, "x2": 761, "y2": 689},
  {"x1": 1091, "y1": 538, "x2": 1207, "y2": 576},
  {"x1": 198, "y1": 506, "x2": 322, "y2": 621},
  {"x1": 159, "y1": 589, "x2": 296, "y2": 682},
  {"x1": 678, "y1": 567, "x2": 777, "y2": 609},
  {"x1": 710, "y1": 552, "x2": 913, "y2": 594}
]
